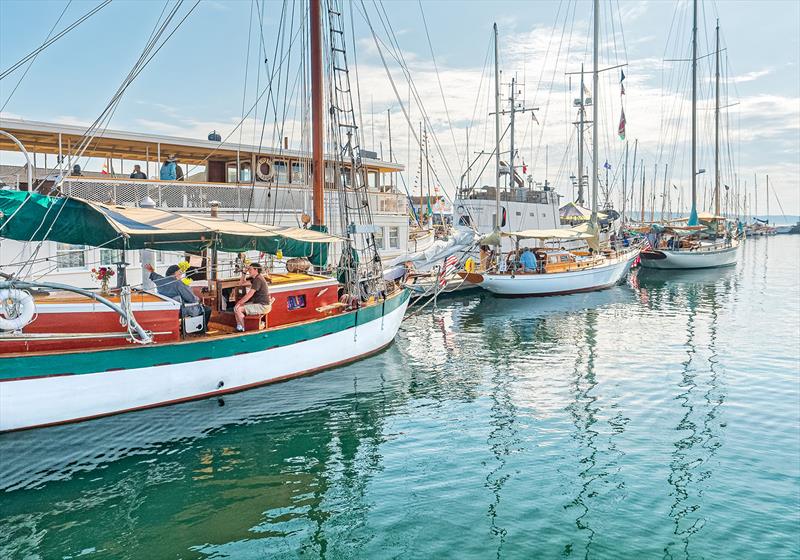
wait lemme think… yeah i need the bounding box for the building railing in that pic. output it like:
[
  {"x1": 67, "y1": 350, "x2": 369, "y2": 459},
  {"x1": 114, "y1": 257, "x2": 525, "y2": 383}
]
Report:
[{"x1": 59, "y1": 177, "x2": 406, "y2": 215}]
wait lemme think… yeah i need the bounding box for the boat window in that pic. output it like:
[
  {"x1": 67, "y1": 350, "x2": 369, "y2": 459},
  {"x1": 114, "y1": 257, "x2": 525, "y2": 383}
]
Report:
[
  {"x1": 287, "y1": 295, "x2": 307, "y2": 310},
  {"x1": 100, "y1": 249, "x2": 124, "y2": 266},
  {"x1": 530, "y1": 212, "x2": 535, "y2": 217},
  {"x1": 515, "y1": 211, "x2": 522, "y2": 216},
  {"x1": 226, "y1": 163, "x2": 238, "y2": 183},
  {"x1": 291, "y1": 162, "x2": 305, "y2": 184},
  {"x1": 274, "y1": 161, "x2": 288, "y2": 184},
  {"x1": 239, "y1": 162, "x2": 252, "y2": 182},
  {"x1": 388, "y1": 226, "x2": 400, "y2": 249},
  {"x1": 374, "y1": 227, "x2": 384, "y2": 249},
  {"x1": 56, "y1": 243, "x2": 86, "y2": 269},
  {"x1": 549, "y1": 256, "x2": 558, "y2": 264},
  {"x1": 560, "y1": 255, "x2": 570, "y2": 263}
]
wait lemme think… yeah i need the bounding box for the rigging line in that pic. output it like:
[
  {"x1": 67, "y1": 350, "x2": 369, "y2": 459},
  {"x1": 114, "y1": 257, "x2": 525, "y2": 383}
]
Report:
[
  {"x1": 1, "y1": 0, "x2": 72, "y2": 112},
  {"x1": 361, "y1": 0, "x2": 457, "y2": 200},
  {"x1": 417, "y1": 0, "x2": 462, "y2": 168},
  {"x1": 184, "y1": 21, "x2": 304, "y2": 177},
  {"x1": 0, "y1": 0, "x2": 112, "y2": 81},
  {"x1": 67, "y1": 1, "x2": 195, "y2": 169},
  {"x1": 348, "y1": 0, "x2": 366, "y2": 141},
  {"x1": 35, "y1": 0, "x2": 188, "y2": 193},
  {"x1": 238, "y1": 0, "x2": 255, "y2": 161},
  {"x1": 371, "y1": 0, "x2": 459, "y2": 191},
  {"x1": 531, "y1": 0, "x2": 568, "y2": 177}
]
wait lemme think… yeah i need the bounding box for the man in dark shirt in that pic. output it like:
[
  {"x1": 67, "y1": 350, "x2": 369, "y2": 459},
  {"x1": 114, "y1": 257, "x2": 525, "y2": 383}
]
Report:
[
  {"x1": 129, "y1": 165, "x2": 147, "y2": 179},
  {"x1": 234, "y1": 263, "x2": 272, "y2": 332}
]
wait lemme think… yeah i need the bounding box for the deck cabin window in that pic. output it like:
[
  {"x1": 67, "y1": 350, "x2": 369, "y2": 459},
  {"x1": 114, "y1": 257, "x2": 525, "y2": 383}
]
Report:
[
  {"x1": 388, "y1": 226, "x2": 400, "y2": 249},
  {"x1": 367, "y1": 171, "x2": 379, "y2": 189},
  {"x1": 274, "y1": 161, "x2": 288, "y2": 184},
  {"x1": 291, "y1": 162, "x2": 305, "y2": 184},
  {"x1": 100, "y1": 249, "x2": 123, "y2": 266},
  {"x1": 373, "y1": 227, "x2": 384, "y2": 250},
  {"x1": 239, "y1": 162, "x2": 252, "y2": 182},
  {"x1": 560, "y1": 255, "x2": 570, "y2": 263},
  {"x1": 56, "y1": 243, "x2": 86, "y2": 269}
]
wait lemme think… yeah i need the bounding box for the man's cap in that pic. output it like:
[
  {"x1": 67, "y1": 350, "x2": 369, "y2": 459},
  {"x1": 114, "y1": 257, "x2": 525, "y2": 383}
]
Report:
[{"x1": 166, "y1": 264, "x2": 181, "y2": 276}]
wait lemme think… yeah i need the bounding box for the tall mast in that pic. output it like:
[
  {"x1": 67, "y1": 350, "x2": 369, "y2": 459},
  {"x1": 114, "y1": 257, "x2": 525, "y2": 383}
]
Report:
[
  {"x1": 509, "y1": 76, "x2": 516, "y2": 195},
  {"x1": 591, "y1": 0, "x2": 599, "y2": 225},
  {"x1": 688, "y1": 0, "x2": 699, "y2": 225},
  {"x1": 766, "y1": 174, "x2": 770, "y2": 222},
  {"x1": 493, "y1": 23, "x2": 501, "y2": 230},
  {"x1": 578, "y1": 64, "x2": 585, "y2": 206},
  {"x1": 640, "y1": 160, "x2": 646, "y2": 223},
  {"x1": 310, "y1": 0, "x2": 324, "y2": 226},
  {"x1": 714, "y1": 18, "x2": 721, "y2": 217},
  {"x1": 622, "y1": 140, "x2": 628, "y2": 223}
]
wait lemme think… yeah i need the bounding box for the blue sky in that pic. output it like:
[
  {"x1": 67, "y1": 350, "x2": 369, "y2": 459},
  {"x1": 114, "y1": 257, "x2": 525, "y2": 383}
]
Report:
[{"x1": 1, "y1": 0, "x2": 798, "y2": 216}]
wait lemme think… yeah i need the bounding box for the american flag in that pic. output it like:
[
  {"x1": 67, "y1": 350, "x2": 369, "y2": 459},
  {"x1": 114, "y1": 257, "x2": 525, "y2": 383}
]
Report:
[{"x1": 438, "y1": 254, "x2": 459, "y2": 288}]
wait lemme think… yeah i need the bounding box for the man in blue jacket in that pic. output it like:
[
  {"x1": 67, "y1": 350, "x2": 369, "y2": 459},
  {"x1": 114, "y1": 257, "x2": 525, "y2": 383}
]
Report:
[
  {"x1": 144, "y1": 263, "x2": 211, "y2": 329},
  {"x1": 159, "y1": 155, "x2": 177, "y2": 180}
]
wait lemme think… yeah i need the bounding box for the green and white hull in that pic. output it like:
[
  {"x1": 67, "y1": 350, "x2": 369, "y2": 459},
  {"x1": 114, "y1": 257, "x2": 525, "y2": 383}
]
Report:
[{"x1": 0, "y1": 290, "x2": 410, "y2": 432}]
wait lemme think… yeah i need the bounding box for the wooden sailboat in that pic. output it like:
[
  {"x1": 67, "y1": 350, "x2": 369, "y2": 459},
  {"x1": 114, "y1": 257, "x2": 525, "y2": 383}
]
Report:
[
  {"x1": 0, "y1": 0, "x2": 409, "y2": 432},
  {"x1": 640, "y1": 6, "x2": 739, "y2": 270},
  {"x1": 465, "y1": 5, "x2": 640, "y2": 298}
]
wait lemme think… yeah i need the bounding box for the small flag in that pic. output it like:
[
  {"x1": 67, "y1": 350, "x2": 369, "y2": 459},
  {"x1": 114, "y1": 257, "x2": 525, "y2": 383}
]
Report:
[
  {"x1": 101, "y1": 162, "x2": 109, "y2": 175},
  {"x1": 603, "y1": 161, "x2": 611, "y2": 170},
  {"x1": 522, "y1": 161, "x2": 528, "y2": 174},
  {"x1": 620, "y1": 70, "x2": 626, "y2": 95},
  {"x1": 438, "y1": 254, "x2": 459, "y2": 288},
  {"x1": 618, "y1": 108, "x2": 626, "y2": 139},
  {"x1": 583, "y1": 83, "x2": 591, "y2": 98}
]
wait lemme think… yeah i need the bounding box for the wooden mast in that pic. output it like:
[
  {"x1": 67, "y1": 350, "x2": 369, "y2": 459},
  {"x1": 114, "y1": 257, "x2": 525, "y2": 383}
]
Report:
[{"x1": 311, "y1": 0, "x2": 325, "y2": 226}]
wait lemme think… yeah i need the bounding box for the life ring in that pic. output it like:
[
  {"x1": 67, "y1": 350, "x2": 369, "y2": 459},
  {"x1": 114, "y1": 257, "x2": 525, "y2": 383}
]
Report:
[
  {"x1": 464, "y1": 257, "x2": 475, "y2": 273},
  {"x1": 256, "y1": 158, "x2": 274, "y2": 182},
  {"x1": 0, "y1": 288, "x2": 35, "y2": 331}
]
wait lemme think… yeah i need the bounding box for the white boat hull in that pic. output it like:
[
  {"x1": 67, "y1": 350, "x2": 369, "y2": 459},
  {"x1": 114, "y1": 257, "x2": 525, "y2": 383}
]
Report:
[
  {"x1": 0, "y1": 295, "x2": 409, "y2": 432},
  {"x1": 639, "y1": 241, "x2": 739, "y2": 269},
  {"x1": 473, "y1": 252, "x2": 638, "y2": 297}
]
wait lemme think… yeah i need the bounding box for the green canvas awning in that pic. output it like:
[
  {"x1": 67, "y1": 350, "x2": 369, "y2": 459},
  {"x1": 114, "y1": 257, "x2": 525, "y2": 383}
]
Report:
[{"x1": 0, "y1": 190, "x2": 338, "y2": 264}]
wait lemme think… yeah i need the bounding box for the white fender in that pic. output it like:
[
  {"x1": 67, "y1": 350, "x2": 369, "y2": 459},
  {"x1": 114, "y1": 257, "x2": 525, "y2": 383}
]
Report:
[{"x1": 0, "y1": 288, "x2": 35, "y2": 331}]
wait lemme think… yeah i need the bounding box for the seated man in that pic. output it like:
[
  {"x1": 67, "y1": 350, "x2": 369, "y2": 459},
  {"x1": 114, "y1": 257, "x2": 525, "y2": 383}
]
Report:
[
  {"x1": 234, "y1": 263, "x2": 272, "y2": 332},
  {"x1": 519, "y1": 248, "x2": 537, "y2": 272},
  {"x1": 144, "y1": 263, "x2": 211, "y2": 330}
]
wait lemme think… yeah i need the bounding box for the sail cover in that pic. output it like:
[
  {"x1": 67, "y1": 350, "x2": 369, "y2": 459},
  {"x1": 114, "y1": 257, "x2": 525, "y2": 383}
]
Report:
[
  {"x1": 500, "y1": 227, "x2": 595, "y2": 241},
  {"x1": 0, "y1": 190, "x2": 338, "y2": 261}
]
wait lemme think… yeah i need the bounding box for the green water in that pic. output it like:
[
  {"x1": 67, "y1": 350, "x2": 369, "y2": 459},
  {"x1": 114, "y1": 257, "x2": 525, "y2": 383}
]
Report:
[{"x1": 1, "y1": 236, "x2": 798, "y2": 559}]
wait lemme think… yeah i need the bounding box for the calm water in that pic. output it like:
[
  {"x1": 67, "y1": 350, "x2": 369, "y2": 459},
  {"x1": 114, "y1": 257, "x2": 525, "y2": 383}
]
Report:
[{"x1": 1, "y1": 236, "x2": 798, "y2": 559}]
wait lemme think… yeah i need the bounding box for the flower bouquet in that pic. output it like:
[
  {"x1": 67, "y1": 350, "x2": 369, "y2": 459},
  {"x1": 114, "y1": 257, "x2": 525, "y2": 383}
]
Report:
[{"x1": 90, "y1": 266, "x2": 116, "y2": 295}]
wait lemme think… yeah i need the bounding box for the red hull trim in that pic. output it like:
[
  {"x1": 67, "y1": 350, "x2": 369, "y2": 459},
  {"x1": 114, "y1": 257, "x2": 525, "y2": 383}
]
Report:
[
  {"x1": 3, "y1": 340, "x2": 397, "y2": 433},
  {"x1": 490, "y1": 280, "x2": 621, "y2": 298}
]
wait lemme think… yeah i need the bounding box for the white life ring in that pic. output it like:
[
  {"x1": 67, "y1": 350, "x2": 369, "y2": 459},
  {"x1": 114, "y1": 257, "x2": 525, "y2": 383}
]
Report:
[
  {"x1": 0, "y1": 288, "x2": 35, "y2": 331},
  {"x1": 256, "y1": 158, "x2": 274, "y2": 182}
]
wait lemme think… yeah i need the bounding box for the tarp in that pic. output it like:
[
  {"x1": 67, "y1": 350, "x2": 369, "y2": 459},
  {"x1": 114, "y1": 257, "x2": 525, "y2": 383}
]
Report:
[
  {"x1": 0, "y1": 190, "x2": 338, "y2": 263},
  {"x1": 501, "y1": 227, "x2": 595, "y2": 241},
  {"x1": 559, "y1": 202, "x2": 608, "y2": 221}
]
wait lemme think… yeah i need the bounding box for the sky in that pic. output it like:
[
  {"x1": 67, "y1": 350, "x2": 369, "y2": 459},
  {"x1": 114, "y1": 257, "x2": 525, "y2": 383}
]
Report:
[{"x1": 0, "y1": 0, "x2": 798, "y2": 217}]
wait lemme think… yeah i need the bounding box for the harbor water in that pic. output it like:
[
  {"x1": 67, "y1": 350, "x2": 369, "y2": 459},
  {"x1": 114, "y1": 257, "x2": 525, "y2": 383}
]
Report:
[{"x1": 0, "y1": 236, "x2": 798, "y2": 559}]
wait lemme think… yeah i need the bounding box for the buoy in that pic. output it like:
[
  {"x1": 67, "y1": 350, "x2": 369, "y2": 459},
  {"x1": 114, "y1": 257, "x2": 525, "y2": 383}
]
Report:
[
  {"x1": 465, "y1": 257, "x2": 475, "y2": 273},
  {"x1": 0, "y1": 289, "x2": 35, "y2": 331}
]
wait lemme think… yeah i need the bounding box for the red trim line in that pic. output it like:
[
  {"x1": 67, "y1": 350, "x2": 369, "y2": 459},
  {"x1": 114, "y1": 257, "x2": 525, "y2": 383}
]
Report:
[
  {"x1": 2, "y1": 340, "x2": 397, "y2": 433},
  {"x1": 490, "y1": 281, "x2": 621, "y2": 298}
]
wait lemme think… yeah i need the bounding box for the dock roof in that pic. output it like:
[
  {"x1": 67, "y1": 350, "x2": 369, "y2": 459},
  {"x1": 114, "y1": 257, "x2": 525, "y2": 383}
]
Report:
[{"x1": 0, "y1": 117, "x2": 403, "y2": 172}]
